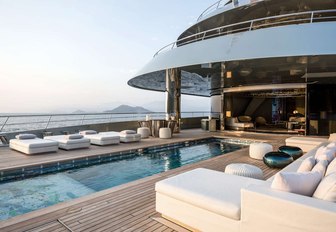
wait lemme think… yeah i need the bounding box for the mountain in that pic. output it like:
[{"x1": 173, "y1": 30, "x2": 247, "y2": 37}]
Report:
[
  {"x1": 104, "y1": 105, "x2": 152, "y2": 113},
  {"x1": 72, "y1": 110, "x2": 86, "y2": 114}
]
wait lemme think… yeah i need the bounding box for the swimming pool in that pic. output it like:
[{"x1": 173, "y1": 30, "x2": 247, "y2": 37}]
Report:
[{"x1": 0, "y1": 138, "x2": 248, "y2": 220}]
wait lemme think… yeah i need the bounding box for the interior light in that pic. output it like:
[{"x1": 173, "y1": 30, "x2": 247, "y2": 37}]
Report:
[
  {"x1": 226, "y1": 71, "x2": 232, "y2": 78},
  {"x1": 226, "y1": 111, "x2": 232, "y2": 117}
]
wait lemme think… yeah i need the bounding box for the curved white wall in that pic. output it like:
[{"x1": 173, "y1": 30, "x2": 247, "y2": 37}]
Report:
[{"x1": 135, "y1": 23, "x2": 336, "y2": 77}]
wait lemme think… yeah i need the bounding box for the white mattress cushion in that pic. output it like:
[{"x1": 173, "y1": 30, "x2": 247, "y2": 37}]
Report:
[
  {"x1": 155, "y1": 168, "x2": 268, "y2": 220},
  {"x1": 10, "y1": 138, "x2": 58, "y2": 149},
  {"x1": 85, "y1": 133, "x2": 120, "y2": 141}
]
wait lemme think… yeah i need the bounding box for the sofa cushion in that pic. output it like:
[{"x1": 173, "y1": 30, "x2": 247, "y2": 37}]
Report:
[
  {"x1": 15, "y1": 134, "x2": 37, "y2": 140},
  {"x1": 313, "y1": 173, "x2": 336, "y2": 202},
  {"x1": 325, "y1": 158, "x2": 336, "y2": 176},
  {"x1": 271, "y1": 172, "x2": 321, "y2": 196},
  {"x1": 315, "y1": 146, "x2": 335, "y2": 163},
  {"x1": 312, "y1": 160, "x2": 329, "y2": 177},
  {"x1": 297, "y1": 156, "x2": 316, "y2": 173},
  {"x1": 155, "y1": 168, "x2": 268, "y2": 220}
]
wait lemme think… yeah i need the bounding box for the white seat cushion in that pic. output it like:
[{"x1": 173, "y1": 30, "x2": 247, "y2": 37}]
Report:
[{"x1": 155, "y1": 168, "x2": 268, "y2": 220}]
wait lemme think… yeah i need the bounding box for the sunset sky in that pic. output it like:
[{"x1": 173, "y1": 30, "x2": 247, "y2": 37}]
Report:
[{"x1": 0, "y1": 0, "x2": 214, "y2": 113}]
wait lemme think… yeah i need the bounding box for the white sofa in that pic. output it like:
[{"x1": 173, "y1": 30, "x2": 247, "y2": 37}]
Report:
[
  {"x1": 225, "y1": 117, "x2": 254, "y2": 131},
  {"x1": 155, "y1": 142, "x2": 336, "y2": 232}
]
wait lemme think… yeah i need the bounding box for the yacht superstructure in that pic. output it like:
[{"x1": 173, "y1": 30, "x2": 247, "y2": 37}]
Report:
[{"x1": 129, "y1": 0, "x2": 336, "y2": 135}]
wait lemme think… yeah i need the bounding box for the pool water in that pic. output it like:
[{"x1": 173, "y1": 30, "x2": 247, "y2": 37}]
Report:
[{"x1": 0, "y1": 139, "x2": 245, "y2": 220}]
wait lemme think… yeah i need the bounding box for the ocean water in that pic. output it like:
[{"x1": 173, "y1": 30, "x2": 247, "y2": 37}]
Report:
[{"x1": 0, "y1": 112, "x2": 206, "y2": 133}]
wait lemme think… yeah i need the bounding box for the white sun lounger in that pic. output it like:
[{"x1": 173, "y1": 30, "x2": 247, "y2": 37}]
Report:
[
  {"x1": 44, "y1": 134, "x2": 90, "y2": 150},
  {"x1": 79, "y1": 130, "x2": 120, "y2": 146},
  {"x1": 10, "y1": 134, "x2": 58, "y2": 155},
  {"x1": 100, "y1": 130, "x2": 141, "y2": 143}
]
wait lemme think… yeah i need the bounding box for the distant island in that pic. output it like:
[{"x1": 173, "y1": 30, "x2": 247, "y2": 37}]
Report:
[
  {"x1": 72, "y1": 110, "x2": 86, "y2": 114},
  {"x1": 104, "y1": 105, "x2": 152, "y2": 114}
]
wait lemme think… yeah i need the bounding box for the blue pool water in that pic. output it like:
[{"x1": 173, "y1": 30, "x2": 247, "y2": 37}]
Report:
[{"x1": 0, "y1": 139, "x2": 246, "y2": 220}]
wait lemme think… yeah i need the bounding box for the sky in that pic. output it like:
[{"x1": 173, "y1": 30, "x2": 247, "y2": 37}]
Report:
[{"x1": 0, "y1": 0, "x2": 215, "y2": 113}]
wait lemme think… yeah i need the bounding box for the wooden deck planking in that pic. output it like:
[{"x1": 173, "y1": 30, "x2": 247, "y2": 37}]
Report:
[{"x1": 0, "y1": 130, "x2": 291, "y2": 231}]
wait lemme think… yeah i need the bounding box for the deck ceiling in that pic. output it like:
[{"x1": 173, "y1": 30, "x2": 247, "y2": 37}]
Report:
[{"x1": 128, "y1": 55, "x2": 336, "y2": 97}]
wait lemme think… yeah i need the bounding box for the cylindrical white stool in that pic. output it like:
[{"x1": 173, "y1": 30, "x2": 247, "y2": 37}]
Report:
[
  {"x1": 137, "y1": 127, "x2": 150, "y2": 139},
  {"x1": 159, "y1": 128, "x2": 171, "y2": 139},
  {"x1": 225, "y1": 163, "x2": 263, "y2": 179},
  {"x1": 249, "y1": 143, "x2": 273, "y2": 160}
]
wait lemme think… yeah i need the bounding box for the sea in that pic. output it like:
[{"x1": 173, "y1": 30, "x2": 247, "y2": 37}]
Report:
[{"x1": 0, "y1": 112, "x2": 206, "y2": 133}]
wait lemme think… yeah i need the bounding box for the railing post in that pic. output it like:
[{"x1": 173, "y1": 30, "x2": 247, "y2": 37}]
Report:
[
  {"x1": 0, "y1": 117, "x2": 9, "y2": 132},
  {"x1": 81, "y1": 115, "x2": 85, "y2": 125},
  {"x1": 249, "y1": 21, "x2": 253, "y2": 31},
  {"x1": 310, "y1": 12, "x2": 314, "y2": 23},
  {"x1": 45, "y1": 116, "x2": 52, "y2": 129}
]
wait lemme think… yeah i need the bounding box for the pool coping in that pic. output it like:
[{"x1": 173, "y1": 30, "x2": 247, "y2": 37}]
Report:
[{"x1": 0, "y1": 136, "x2": 262, "y2": 183}]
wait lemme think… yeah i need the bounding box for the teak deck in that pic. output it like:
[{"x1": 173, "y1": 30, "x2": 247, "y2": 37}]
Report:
[{"x1": 0, "y1": 129, "x2": 290, "y2": 232}]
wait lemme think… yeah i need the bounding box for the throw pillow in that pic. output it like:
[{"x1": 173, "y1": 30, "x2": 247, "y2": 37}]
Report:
[
  {"x1": 271, "y1": 171, "x2": 322, "y2": 196},
  {"x1": 15, "y1": 134, "x2": 37, "y2": 140},
  {"x1": 120, "y1": 130, "x2": 136, "y2": 134},
  {"x1": 313, "y1": 173, "x2": 336, "y2": 202},
  {"x1": 325, "y1": 158, "x2": 336, "y2": 176},
  {"x1": 66, "y1": 134, "x2": 83, "y2": 140},
  {"x1": 79, "y1": 130, "x2": 97, "y2": 135},
  {"x1": 315, "y1": 146, "x2": 335, "y2": 163},
  {"x1": 312, "y1": 160, "x2": 329, "y2": 177},
  {"x1": 297, "y1": 156, "x2": 316, "y2": 173}
]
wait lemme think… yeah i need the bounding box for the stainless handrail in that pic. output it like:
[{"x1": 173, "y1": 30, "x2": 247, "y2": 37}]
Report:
[
  {"x1": 154, "y1": 9, "x2": 336, "y2": 57},
  {"x1": 197, "y1": 0, "x2": 229, "y2": 22},
  {"x1": 0, "y1": 111, "x2": 209, "y2": 133}
]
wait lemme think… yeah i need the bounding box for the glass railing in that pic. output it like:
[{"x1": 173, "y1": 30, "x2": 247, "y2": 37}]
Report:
[
  {"x1": 154, "y1": 9, "x2": 336, "y2": 57},
  {"x1": 0, "y1": 112, "x2": 209, "y2": 133}
]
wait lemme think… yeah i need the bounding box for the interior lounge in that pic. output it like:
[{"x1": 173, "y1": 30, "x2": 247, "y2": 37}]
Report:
[
  {"x1": 205, "y1": 55, "x2": 336, "y2": 136},
  {"x1": 223, "y1": 88, "x2": 306, "y2": 134}
]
